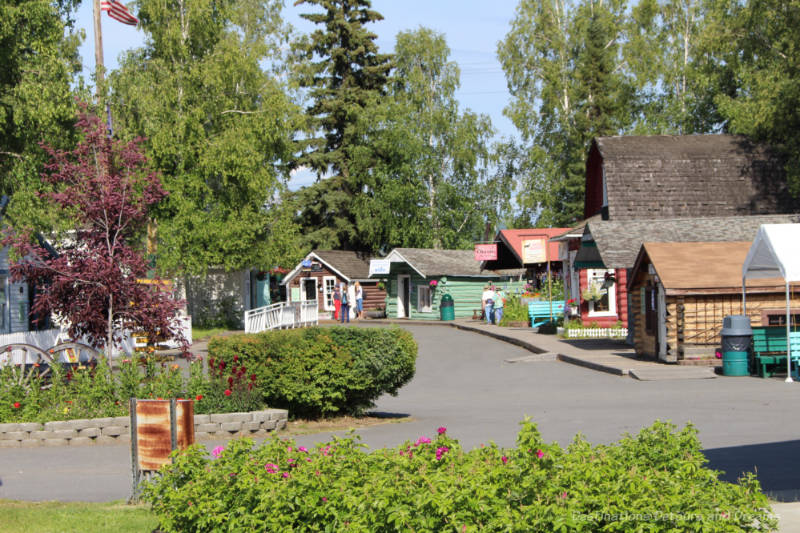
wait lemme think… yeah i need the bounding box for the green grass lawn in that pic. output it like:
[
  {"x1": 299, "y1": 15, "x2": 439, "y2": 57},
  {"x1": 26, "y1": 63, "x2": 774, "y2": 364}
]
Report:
[{"x1": 0, "y1": 500, "x2": 158, "y2": 533}]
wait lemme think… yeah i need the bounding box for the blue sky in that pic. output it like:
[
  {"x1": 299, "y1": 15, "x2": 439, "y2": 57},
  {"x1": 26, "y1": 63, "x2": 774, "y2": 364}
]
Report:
[{"x1": 75, "y1": 0, "x2": 520, "y2": 188}]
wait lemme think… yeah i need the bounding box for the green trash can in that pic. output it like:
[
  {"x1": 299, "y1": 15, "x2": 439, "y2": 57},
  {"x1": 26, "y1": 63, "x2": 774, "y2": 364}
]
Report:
[
  {"x1": 721, "y1": 315, "x2": 752, "y2": 376},
  {"x1": 440, "y1": 293, "x2": 455, "y2": 321}
]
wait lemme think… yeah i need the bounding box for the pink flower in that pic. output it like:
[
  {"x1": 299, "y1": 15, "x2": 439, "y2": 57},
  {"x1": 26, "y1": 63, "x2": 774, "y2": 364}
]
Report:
[
  {"x1": 211, "y1": 445, "x2": 224, "y2": 459},
  {"x1": 561, "y1": 491, "x2": 568, "y2": 499},
  {"x1": 287, "y1": 458, "x2": 295, "y2": 464},
  {"x1": 536, "y1": 449, "x2": 544, "y2": 459},
  {"x1": 322, "y1": 497, "x2": 328, "y2": 502},
  {"x1": 298, "y1": 446, "x2": 308, "y2": 453},
  {"x1": 501, "y1": 455, "x2": 508, "y2": 465},
  {"x1": 265, "y1": 463, "x2": 279, "y2": 473},
  {"x1": 435, "y1": 446, "x2": 449, "y2": 461},
  {"x1": 287, "y1": 446, "x2": 293, "y2": 453},
  {"x1": 437, "y1": 426, "x2": 446, "y2": 435},
  {"x1": 282, "y1": 472, "x2": 290, "y2": 478},
  {"x1": 415, "y1": 436, "x2": 431, "y2": 446},
  {"x1": 224, "y1": 389, "x2": 232, "y2": 396}
]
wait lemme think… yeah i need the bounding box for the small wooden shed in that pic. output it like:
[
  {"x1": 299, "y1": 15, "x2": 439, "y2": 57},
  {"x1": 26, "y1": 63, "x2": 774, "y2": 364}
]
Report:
[
  {"x1": 628, "y1": 241, "x2": 791, "y2": 362},
  {"x1": 372, "y1": 248, "x2": 522, "y2": 320},
  {"x1": 282, "y1": 250, "x2": 386, "y2": 318}
]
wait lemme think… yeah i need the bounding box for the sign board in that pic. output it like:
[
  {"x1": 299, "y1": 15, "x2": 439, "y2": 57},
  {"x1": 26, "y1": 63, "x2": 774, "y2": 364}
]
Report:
[
  {"x1": 301, "y1": 259, "x2": 312, "y2": 268},
  {"x1": 369, "y1": 259, "x2": 391, "y2": 276},
  {"x1": 521, "y1": 238, "x2": 548, "y2": 264},
  {"x1": 474, "y1": 243, "x2": 498, "y2": 261}
]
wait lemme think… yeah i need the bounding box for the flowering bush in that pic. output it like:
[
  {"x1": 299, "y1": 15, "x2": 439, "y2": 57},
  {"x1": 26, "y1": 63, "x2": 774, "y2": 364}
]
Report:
[
  {"x1": 144, "y1": 420, "x2": 775, "y2": 532},
  {"x1": 429, "y1": 279, "x2": 438, "y2": 288}
]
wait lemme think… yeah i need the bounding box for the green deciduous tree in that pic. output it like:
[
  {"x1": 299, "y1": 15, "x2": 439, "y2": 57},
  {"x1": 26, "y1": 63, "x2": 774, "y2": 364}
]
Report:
[
  {"x1": 704, "y1": 0, "x2": 800, "y2": 195},
  {"x1": 109, "y1": 0, "x2": 301, "y2": 274},
  {"x1": 353, "y1": 27, "x2": 500, "y2": 250},
  {"x1": 291, "y1": 0, "x2": 392, "y2": 251},
  {"x1": 0, "y1": 0, "x2": 84, "y2": 229}
]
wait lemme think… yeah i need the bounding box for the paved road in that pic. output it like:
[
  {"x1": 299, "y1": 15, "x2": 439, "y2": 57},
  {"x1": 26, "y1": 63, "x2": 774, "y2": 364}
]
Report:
[{"x1": 2, "y1": 324, "x2": 800, "y2": 505}]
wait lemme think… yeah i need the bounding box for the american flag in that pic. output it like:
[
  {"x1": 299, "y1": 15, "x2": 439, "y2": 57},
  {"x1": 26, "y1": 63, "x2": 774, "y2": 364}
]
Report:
[{"x1": 100, "y1": 0, "x2": 139, "y2": 26}]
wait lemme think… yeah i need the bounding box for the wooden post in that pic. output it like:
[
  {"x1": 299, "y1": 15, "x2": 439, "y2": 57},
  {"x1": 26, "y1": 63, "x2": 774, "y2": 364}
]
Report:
[
  {"x1": 547, "y1": 240, "x2": 553, "y2": 323},
  {"x1": 129, "y1": 397, "x2": 140, "y2": 503}
]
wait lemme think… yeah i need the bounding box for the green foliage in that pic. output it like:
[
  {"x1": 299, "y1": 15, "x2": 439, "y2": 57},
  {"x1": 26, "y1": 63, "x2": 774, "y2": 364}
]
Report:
[
  {"x1": 144, "y1": 419, "x2": 776, "y2": 532},
  {"x1": 292, "y1": 0, "x2": 392, "y2": 251},
  {"x1": 109, "y1": 0, "x2": 301, "y2": 275},
  {"x1": 207, "y1": 327, "x2": 418, "y2": 418},
  {"x1": 499, "y1": 293, "x2": 529, "y2": 325},
  {"x1": 0, "y1": 0, "x2": 85, "y2": 231},
  {"x1": 352, "y1": 27, "x2": 504, "y2": 251},
  {"x1": 0, "y1": 355, "x2": 265, "y2": 423}
]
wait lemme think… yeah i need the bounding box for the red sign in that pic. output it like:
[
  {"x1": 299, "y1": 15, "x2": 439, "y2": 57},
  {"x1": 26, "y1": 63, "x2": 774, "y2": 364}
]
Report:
[{"x1": 474, "y1": 243, "x2": 498, "y2": 261}]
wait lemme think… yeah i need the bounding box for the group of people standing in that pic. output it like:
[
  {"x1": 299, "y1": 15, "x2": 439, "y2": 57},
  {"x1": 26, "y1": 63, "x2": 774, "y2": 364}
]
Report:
[
  {"x1": 333, "y1": 281, "x2": 363, "y2": 323},
  {"x1": 481, "y1": 285, "x2": 505, "y2": 325}
]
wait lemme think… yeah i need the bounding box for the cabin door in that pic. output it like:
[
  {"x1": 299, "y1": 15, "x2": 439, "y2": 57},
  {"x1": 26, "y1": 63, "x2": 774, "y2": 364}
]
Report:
[
  {"x1": 397, "y1": 275, "x2": 411, "y2": 318},
  {"x1": 300, "y1": 278, "x2": 317, "y2": 302}
]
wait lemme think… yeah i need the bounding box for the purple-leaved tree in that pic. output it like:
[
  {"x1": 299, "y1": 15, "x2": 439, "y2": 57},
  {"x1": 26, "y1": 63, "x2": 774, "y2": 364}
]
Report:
[{"x1": 4, "y1": 106, "x2": 186, "y2": 356}]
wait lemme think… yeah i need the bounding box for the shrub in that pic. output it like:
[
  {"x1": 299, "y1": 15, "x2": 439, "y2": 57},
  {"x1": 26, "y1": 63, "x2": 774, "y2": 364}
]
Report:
[
  {"x1": 144, "y1": 420, "x2": 776, "y2": 532},
  {"x1": 207, "y1": 327, "x2": 418, "y2": 418},
  {"x1": 498, "y1": 293, "x2": 528, "y2": 326}
]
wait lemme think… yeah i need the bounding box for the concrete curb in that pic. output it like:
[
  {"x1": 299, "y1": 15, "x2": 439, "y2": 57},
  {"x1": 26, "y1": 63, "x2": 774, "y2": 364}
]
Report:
[{"x1": 555, "y1": 353, "x2": 629, "y2": 376}]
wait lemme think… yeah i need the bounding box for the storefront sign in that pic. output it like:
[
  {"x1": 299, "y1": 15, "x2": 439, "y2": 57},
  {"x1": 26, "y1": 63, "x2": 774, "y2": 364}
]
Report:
[
  {"x1": 474, "y1": 243, "x2": 498, "y2": 261},
  {"x1": 369, "y1": 259, "x2": 391, "y2": 276},
  {"x1": 522, "y1": 238, "x2": 548, "y2": 263}
]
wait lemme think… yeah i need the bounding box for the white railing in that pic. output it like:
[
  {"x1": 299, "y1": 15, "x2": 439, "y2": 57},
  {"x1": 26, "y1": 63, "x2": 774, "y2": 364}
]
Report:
[
  {"x1": 244, "y1": 300, "x2": 318, "y2": 334},
  {"x1": 566, "y1": 328, "x2": 628, "y2": 339}
]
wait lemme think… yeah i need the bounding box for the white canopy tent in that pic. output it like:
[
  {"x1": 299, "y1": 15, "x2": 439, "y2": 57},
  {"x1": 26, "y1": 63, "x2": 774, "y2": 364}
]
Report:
[{"x1": 742, "y1": 224, "x2": 800, "y2": 382}]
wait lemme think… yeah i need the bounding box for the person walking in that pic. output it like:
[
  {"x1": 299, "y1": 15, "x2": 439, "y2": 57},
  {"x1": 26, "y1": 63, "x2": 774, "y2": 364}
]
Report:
[
  {"x1": 493, "y1": 286, "x2": 505, "y2": 325},
  {"x1": 354, "y1": 281, "x2": 364, "y2": 319},
  {"x1": 482, "y1": 285, "x2": 495, "y2": 325},
  {"x1": 347, "y1": 282, "x2": 357, "y2": 322},
  {"x1": 340, "y1": 282, "x2": 350, "y2": 323},
  {"x1": 333, "y1": 285, "x2": 341, "y2": 320}
]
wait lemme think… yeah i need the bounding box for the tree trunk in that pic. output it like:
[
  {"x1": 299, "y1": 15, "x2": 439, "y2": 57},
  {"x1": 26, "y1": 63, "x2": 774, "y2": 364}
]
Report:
[{"x1": 106, "y1": 295, "x2": 113, "y2": 362}]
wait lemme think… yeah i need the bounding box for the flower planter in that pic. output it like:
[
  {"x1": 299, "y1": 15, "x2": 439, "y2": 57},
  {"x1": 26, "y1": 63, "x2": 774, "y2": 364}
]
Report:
[{"x1": 564, "y1": 328, "x2": 628, "y2": 339}]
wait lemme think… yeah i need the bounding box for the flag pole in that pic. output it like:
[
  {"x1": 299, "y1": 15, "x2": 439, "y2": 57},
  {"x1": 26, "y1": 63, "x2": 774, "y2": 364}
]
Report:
[{"x1": 93, "y1": 0, "x2": 105, "y2": 96}]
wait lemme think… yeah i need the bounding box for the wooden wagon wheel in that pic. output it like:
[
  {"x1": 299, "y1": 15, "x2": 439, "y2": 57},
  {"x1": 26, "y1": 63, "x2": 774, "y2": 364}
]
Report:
[
  {"x1": 0, "y1": 343, "x2": 55, "y2": 390},
  {"x1": 48, "y1": 342, "x2": 100, "y2": 367}
]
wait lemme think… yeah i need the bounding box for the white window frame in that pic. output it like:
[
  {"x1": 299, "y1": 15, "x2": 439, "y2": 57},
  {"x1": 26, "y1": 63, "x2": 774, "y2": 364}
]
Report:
[
  {"x1": 299, "y1": 277, "x2": 318, "y2": 302},
  {"x1": 587, "y1": 268, "x2": 616, "y2": 317},
  {"x1": 322, "y1": 276, "x2": 337, "y2": 311},
  {"x1": 417, "y1": 285, "x2": 432, "y2": 313}
]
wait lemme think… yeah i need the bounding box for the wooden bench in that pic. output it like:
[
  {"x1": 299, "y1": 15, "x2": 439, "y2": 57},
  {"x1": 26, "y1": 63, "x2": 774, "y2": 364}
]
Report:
[
  {"x1": 529, "y1": 300, "x2": 565, "y2": 328},
  {"x1": 751, "y1": 327, "x2": 800, "y2": 377}
]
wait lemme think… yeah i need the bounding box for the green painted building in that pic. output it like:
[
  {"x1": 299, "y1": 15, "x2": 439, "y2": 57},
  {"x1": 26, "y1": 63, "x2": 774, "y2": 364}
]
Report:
[{"x1": 370, "y1": 248, "x2": 525, "y2": 320}]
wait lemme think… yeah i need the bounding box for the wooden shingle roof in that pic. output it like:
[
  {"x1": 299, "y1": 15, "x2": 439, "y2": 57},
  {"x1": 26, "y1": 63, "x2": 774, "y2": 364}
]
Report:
[
  {"x1": 389, "y1": 248, "x2": 498, "y2": 278},
  {"x1": 585, "y1": 214, "x2": 800, "y2": 269},
  {"x1": 593, "y1": 134, "x2": 800, "y2": 220}
]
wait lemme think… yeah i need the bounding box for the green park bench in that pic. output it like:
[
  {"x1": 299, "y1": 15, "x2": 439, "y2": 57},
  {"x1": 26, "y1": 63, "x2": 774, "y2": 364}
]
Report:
[
  {"x1": 751, "y1": 326, "x2": 800, "y2": 378},
  {"x1": 529, "y1": 300, "x2": 565, "y2": 328}
]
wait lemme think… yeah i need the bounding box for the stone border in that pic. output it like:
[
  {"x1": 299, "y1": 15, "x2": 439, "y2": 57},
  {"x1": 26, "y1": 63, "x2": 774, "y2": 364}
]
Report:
[{"x1": 0, "y1": 408, "x2": 288, "y2": 448}]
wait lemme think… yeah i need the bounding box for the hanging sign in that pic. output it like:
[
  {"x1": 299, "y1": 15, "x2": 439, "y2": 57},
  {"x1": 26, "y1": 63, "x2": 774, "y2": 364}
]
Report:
[
  {"x1": 369, "y1": 259, "x2": 391, "y2": 276},
  {"x1": 522, "y1": 238, "x2": 548, "y2": 263},
  {"x1": 474, "y1": 243, "x2": 498, "y2": 261}
]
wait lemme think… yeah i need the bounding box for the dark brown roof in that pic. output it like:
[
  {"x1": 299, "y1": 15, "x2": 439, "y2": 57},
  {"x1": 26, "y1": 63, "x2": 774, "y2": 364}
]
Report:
[
  {"x1": 390, "y1": 248, "x2": 499, "y2": 277},
  {"x1": 312, "y1": 250, "x2": 373, "y2": 280},
  {"x1": 593, "y1": 134, "x2": 800, "y2": 220},
  {"x1": 586, "y1": 214, "x2": 800, "y2": 269}
]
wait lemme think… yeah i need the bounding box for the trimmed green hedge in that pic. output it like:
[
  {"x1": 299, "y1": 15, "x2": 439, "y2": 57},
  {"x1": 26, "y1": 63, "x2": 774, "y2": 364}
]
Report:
[
  {"x1": 145, "y1": 420, "x2": 776, "y2": 532},
  {"x1": 207, "y1": 327, "x2": 418, "y2": 418}
]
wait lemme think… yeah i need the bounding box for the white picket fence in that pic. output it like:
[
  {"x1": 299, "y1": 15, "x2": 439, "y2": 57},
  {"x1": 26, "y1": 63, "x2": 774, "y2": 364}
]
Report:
[
  {"x1": 566, "y1": 328, "x2": 628, "y2": 339},
  {"x1": 244, "y1": 300, "x2": 319, "y2": 334}
]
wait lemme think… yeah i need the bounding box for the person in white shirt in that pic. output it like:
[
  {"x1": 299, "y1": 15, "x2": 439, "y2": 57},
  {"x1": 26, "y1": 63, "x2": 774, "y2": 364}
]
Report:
[
  {"x1": 347, "y1": 282, "x2": 357, "y2": 321},
  {"x1": 354, "y1": 281, "x2": 364, "y2": 319},
  {"x1": 481, "y1": 285, "x2": 496, "y2": 325}
]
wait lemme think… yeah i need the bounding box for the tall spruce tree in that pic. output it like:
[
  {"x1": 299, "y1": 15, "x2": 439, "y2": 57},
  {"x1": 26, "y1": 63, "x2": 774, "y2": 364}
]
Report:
[{"x1": 292, "y1": 0, "x2": 392, "y2": 250}]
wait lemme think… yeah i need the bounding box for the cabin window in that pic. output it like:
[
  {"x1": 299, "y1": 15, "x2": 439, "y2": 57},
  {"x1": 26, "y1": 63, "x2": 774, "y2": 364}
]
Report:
[
  {"x1": 323, "y1": 277, "x2": 337, "y2": 311},
  {"x1": 587, "y1": 269, "x2": 616, "y2": 317},
  {"x1": 417, "y1": 286, "x2": 432, "y2": 313},
  {"x1": 765, "y1": 312, "x2": 800, "y2": 327},
  {"x1": 645, "y1": 285, "x2": 657, "y2": 334}
]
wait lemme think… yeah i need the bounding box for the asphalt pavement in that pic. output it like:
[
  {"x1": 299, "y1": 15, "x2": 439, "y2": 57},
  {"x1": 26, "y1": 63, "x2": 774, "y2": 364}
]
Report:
[{"x1": 2, "y1": 324, "x2": 800, "y2": 528}]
